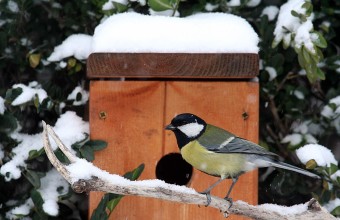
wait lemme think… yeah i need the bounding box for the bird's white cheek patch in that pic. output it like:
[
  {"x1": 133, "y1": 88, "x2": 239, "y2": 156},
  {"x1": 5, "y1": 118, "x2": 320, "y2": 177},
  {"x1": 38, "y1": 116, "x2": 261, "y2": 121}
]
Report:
[{"x1": 177, "y1": 123, "x2": 204, "y2": 138}]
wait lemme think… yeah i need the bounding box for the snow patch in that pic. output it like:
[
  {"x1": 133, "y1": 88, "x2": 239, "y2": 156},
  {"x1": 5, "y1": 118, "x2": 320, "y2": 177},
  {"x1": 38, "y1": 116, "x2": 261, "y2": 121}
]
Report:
[
  {"x1": 296, "y1": 144, "x2": 337, "y2": 167},
  {"x1": 47, "y1": 34, "x2": 92, "y2": 61},
  {"x1": 0, "y1": 111, "x2": 89, "y2": 181}
]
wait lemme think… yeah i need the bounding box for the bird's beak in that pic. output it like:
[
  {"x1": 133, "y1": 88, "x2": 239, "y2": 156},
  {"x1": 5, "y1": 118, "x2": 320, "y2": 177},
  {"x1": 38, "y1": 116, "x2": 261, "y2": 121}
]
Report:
[{"x1": 165, "y1": 124, "x2": 176, "y2": 130}]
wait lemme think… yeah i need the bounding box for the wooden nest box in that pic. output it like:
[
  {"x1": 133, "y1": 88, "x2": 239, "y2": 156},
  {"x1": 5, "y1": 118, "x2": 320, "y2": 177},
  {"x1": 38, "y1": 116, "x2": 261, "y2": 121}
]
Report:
[{"x1": 87, "y1": 53, "x2": 259, "y2": 219}]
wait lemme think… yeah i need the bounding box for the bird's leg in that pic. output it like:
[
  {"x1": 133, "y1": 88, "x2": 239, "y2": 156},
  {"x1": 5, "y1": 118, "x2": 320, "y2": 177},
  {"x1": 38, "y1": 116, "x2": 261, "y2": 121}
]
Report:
[
  {"x1": 200, "y1": 178, "x2": 224, "y2": 207},
  {"x1": 224, "y1": 176, "x2": 239, "y2": 208}
]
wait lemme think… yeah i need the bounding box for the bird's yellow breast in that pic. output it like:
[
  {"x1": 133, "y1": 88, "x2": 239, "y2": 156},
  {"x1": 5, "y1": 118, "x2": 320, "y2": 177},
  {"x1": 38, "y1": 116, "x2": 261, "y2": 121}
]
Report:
[{"x1": 181, "y1": 141, "x2": 246, "y2": 179}]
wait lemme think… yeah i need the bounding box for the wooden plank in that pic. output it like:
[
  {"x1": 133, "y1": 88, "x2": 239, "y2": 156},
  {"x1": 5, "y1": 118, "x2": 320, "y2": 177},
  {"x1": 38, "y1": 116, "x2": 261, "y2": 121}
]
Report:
[
  {"x1": 89, "y1": 81, "x2": 167, "y2": 219},
  {"x1": 87, "y1": 53, "x2": 259, "y2": 79},
  {"x1": 163, "y1": 81, "x2": 259, "y2": 220}
]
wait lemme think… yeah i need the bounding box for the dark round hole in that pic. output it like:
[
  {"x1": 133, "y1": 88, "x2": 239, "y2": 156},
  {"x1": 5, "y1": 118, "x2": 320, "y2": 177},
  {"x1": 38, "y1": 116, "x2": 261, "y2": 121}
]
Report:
[{"x1": 155, "y1": 153, "x2": 193, "y2": 186}]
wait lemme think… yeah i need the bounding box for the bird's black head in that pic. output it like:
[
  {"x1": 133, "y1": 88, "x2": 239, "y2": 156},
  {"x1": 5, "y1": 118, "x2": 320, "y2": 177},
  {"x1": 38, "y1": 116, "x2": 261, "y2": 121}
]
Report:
[{"x1": 165, "y1": 113, "x2": 207, "y2": 148}]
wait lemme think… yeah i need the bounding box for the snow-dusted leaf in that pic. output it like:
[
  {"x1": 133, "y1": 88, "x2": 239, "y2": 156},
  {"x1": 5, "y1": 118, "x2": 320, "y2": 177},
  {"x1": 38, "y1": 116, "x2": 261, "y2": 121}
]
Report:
[
  {"x1": 5, "y1": 87, "x2": 23, "y2": 103},
  {"x1": 312, "y1": 31, "x2": 327, "y2": 49}
]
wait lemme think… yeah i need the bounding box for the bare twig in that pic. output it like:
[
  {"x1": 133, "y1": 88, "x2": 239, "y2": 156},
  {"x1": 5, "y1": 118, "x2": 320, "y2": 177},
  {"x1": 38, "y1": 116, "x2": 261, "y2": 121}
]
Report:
[{"x1": 42, "y1": 121, "x2": 335, "y2": 220}]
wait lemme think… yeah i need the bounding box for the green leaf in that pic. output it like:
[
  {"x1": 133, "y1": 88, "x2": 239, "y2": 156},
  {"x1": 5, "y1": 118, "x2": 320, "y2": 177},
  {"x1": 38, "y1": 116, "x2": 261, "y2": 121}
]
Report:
[
  {"x1": 123, "y1": 163, "x2": 145, "y2": 180},
  {"x1": 90, "y1": 164, "x2": 144, "y2": 220},
  {"x1": 0, "y1": 113, "x2": 18, "y2": 133},
  {"x1": 23, "y1": 170, "x2": 44, "y2": 188},
  {"x1": 312, "y1": 31, "x2": 327, "y2": 49},
  {"x1": 5, "y1": 87, "x2": 23, "y2": 103},
  {"x1": 67, "y1": 58, "x2": 77, "y2": 68},
  {"x1": 79, "y1": 145, "x2": 95, "y2": 161},
  {"x1": 297, "y1": 51, "x2": 306, "y2": 68},
  {"x1": 302, "y1": 2, "x2": 313, "y2": 16},
  {"x1": 28, "y1": 148, "x2": 45, "y2": 160},
  {"x1": 328, "y1": 163, "x2": 338, "y2": 175},
  {"x1": 86, "y1": 140, "x2": 108, "y2": 151},
  {"x1": 33, "y1": 94, "x2": 40, "y2": 109},
  {"x1": 55, "y1": 149, "x2": 71, "y2": 164},
  {"x1": 291, "y1": 10, "x2": 299, "y2": 18},
  {"x1": 112, "y1": 2, "x2": 128, "y2": 12},
  {"x1": 331, "y1": 206, "x2": 340, "y2": 216},
  {"x1": 148, "y1": 0, "x2": 173, "y2": 11},
  {"x1": 30, "y1": 190, "x2": 48, "y2": 218},
  {"x1": 302, "y1": 46, "x2": 312, "y2": 63},
  {"x1": 316, "y1": 68, "x2": 325, "y2": 80},
  {"x1": 106, "y1": 196, "x2": 123, "y2": 211}
]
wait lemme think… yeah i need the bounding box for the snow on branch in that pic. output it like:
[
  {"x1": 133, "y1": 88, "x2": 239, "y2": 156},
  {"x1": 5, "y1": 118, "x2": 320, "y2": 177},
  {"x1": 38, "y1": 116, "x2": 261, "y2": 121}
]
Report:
[{"x1": 42, "y1": 121, "x2": 335, "y2": 220}]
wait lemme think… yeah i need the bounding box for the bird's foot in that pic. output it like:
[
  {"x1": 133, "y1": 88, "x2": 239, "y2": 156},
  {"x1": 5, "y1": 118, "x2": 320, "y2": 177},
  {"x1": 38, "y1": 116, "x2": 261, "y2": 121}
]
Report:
[
  {"x1": 199, "y1": 191, "x2": 212, "y2": 207},
  {"x1": 224, "y1": 196, "x2": 233, "y2": 209}
]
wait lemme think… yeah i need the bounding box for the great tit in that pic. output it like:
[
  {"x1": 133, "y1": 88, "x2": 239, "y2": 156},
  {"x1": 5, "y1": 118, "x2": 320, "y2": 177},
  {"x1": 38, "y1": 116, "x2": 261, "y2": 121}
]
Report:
[{"x1": 165, "y1": 113, "x2": 320, "y2": 206}]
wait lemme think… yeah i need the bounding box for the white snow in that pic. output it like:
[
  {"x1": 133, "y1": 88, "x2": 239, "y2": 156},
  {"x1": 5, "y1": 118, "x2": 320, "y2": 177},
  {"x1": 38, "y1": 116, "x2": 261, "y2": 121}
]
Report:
[
  {"x1": 281, "y1": 133, "x2": 303, "y2": 146},
  {"x1": 226, "y1": 0, "x2": 260, "y2": 7},
  {"x1": 259, "y1": 202, "x2": 307, "y2": 216},
  {"x1": 7, "y1": 0, "x2": 19, "y2": 13},
  {"x1": 296, "y1": 144, "x2": 338, "y2": 167},
  {"x1": 66, "y1": 158, "x2": 196, "y2": 194},
  {"x1": 281, "y1": 121, "x2": 318, "y2": 146},
  {"x1": 11, "y1": 82, "x2": 47, "y2": 106},
  {"x1": 38, "y1": 169, "x2": 69, "y2": 216},
  {"x1": 47, "y1": 34, "x2": 92, "y2": 61},
  {"x1": 93, "y1": 12, "x2": 259, "y2": 53},
  {"x1": 321, "y1": 96, "x2": 340, "y2": 133},
  {"x1": 261, "y1": 6, "x2": 279, "y2": 21},
  {"x1": 293, "y1": 90, "x2": 304, "y2": 100},
  {"x1": 323, "y1": 198, "x2": 340, "y2": 213},
  {"x1": 49, "y1": 12, "x2": 259, "y2": 61},
  {"x1": 264, "y1": 66, "x2": 277, "y2": 81},
  {"x1": 274, "y1": 0, "x2": 315, "y2": 53},
  {"x1": 0, "y1": 96, "x2": 6, "y2": 114},
  {"x1": 6, "y1": 199, "x2": 34, "y2": 219},
  {"x1": 67, "y1": 86, "x2": 89, "y2": 106},
  {"x1": 0, "y1": 111, "x2": 89, "y2": 181},
  {"x1": 205, "y1": 3, "x2": 219, "y2": 11}
]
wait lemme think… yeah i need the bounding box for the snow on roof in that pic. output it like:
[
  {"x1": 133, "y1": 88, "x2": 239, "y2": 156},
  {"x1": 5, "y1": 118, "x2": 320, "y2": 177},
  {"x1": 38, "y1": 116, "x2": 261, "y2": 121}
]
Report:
[
  {"x1": 48, "y1": 12, "x2": 259, "y2": 62},
  {"x1": 92, "y1": 12, "x2": 259, "y2": 53}
]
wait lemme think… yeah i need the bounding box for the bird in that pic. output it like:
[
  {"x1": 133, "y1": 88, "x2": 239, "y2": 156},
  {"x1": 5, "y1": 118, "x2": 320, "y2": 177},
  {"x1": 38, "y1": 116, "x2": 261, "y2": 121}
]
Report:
[{"x1": 165, "y1": 113, "x2": 320, "y2": 206}]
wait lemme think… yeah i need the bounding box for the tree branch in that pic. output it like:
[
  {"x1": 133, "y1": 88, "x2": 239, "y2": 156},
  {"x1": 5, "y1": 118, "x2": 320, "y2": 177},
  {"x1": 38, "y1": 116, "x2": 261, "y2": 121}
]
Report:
[{"x1": 42, "y1": 121, "x2": 335, "y2": 220}]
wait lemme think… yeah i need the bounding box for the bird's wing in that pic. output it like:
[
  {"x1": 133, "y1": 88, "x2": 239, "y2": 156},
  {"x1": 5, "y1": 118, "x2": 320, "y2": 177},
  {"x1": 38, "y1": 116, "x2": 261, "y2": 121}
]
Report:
[{"x1": 197, "y1": 124, "x2": 278, "y2": 157}]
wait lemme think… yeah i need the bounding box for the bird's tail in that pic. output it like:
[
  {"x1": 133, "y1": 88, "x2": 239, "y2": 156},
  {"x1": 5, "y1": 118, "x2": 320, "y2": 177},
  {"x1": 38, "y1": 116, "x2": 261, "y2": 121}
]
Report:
[{"x1": 266, "y1": 160, "x2": 320, "y2": 179}]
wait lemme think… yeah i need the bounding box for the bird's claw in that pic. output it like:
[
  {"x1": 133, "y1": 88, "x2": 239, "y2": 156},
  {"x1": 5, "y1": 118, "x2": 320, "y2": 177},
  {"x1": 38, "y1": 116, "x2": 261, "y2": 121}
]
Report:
[
  {"x1": 200, "y1": 191, "x2": 212, "y2": 207},
  {"x1": 224, "y1": 197, "x2": 233, "y2": 209}
]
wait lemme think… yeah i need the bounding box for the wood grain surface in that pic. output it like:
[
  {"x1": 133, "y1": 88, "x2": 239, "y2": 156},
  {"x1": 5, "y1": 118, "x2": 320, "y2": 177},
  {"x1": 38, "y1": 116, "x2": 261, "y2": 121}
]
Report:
[
  {"x1": 87, "y1": 53, "x2": 259, "y2": 79},
  {"x1": 89, "y1": 80, "x2": 259, "y2": 220}
]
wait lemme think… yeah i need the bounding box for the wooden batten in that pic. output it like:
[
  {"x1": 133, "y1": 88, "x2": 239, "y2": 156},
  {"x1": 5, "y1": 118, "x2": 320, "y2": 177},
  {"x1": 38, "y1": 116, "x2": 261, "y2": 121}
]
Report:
[
  {"x1": 87, "y1": 53, "x2": 259, "y2": 79},
  {"x1": 88, "y1": 53, "x2": 259, "y2": 220}
]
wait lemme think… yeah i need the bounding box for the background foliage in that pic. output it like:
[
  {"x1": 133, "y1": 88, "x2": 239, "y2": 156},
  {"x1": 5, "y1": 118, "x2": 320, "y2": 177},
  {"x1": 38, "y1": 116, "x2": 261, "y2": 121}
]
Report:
[{"x1": 0, "y1": 0, "x2": 339, "y2": 218}]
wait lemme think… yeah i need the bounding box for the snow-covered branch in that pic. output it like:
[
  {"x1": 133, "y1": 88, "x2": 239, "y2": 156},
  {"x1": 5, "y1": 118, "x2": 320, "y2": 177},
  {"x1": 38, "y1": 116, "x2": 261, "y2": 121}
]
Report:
[{"x1": 42, "y1": 121, "x2": 335, "y2": 220}]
